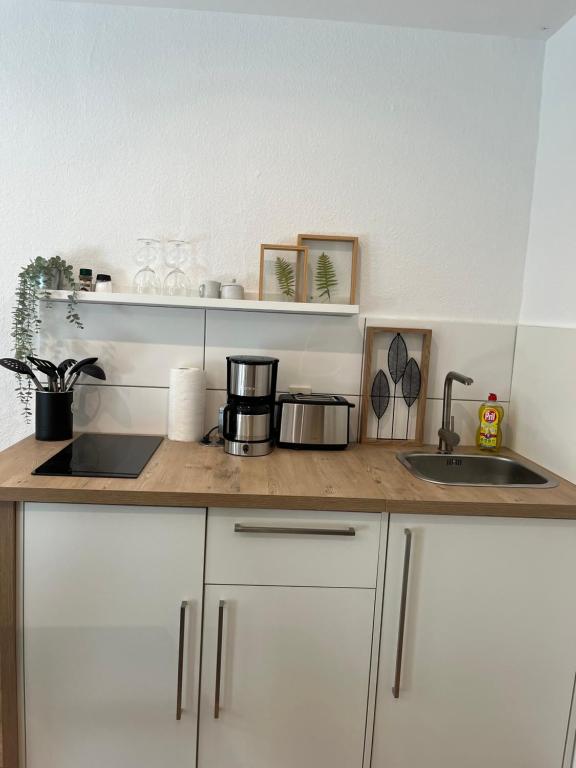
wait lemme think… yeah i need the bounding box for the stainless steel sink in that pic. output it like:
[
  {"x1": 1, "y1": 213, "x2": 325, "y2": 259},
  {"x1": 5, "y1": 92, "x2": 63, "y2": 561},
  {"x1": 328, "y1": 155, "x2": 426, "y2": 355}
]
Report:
[{"x1": 397, "y1": 452, "x2": 558, "y2": 488}]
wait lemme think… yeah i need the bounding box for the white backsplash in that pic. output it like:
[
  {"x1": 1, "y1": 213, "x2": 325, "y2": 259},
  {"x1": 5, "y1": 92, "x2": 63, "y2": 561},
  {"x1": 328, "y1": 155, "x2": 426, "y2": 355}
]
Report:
[{"x1": 40, "y1": 302, "x2": 516, "y2": 447}]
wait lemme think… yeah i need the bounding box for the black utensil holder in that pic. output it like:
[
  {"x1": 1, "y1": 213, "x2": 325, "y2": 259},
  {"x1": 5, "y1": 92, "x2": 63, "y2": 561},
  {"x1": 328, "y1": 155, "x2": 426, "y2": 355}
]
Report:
[{"x1": 35, "y1": 391, "x2": 73, "y2": 441}]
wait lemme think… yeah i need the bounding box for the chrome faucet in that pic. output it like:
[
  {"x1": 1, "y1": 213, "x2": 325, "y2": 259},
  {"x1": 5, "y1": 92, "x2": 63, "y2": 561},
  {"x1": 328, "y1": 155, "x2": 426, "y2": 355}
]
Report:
[{"x1": 438, "y1": 371, "x2": 474, "y2": 453}]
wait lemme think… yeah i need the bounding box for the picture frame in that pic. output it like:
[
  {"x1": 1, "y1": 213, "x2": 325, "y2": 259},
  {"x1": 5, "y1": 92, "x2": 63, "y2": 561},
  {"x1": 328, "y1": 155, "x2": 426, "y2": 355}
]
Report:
[
  {"x1": 360, "y1": 326, "x2": 432, "y2": 446},
  {"x1": 296, "y1": 234, "x2": 359, "y2": 305},
  {"x1": 259, "y1": 244, "x2": 308, "y2": 303}
]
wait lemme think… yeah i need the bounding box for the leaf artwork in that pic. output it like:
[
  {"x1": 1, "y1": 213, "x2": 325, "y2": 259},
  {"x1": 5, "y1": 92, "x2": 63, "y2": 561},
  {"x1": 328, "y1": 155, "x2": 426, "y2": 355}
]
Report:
[
  {"x1": 387, "y1": 333, "x2": 408, "y2": 439},
  {"x1": 402, "y1": 357, "x2": 421, "y2": 439},
  {"x1": 370, "y1": 369, "x2": 390, "y2": 439},
  {"x1": 274, "y1": 256, "x2": 295, "y2": 298},
  {"x1": 315, "y1": 252, "x2": 338, "y2": 303}
]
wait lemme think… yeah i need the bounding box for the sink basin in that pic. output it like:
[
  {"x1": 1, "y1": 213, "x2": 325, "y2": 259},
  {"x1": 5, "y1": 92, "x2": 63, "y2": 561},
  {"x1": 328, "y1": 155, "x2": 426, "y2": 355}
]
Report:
[{"x1": 397, "y1": 452, "x2": 557, "y2": 488}]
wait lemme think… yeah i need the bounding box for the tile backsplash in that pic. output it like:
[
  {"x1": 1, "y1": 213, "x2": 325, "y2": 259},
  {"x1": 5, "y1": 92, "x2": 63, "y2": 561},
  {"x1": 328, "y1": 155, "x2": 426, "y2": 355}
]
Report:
[{"x1": 40, "y1": 302, "x2": 516, "y2": 447}]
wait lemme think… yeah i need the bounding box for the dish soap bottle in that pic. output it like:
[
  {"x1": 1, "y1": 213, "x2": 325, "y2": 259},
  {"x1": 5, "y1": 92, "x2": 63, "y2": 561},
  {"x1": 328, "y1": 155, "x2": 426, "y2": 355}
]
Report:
[{"x1": 476, "y1": 393, "x2": 504, "y2": 452}]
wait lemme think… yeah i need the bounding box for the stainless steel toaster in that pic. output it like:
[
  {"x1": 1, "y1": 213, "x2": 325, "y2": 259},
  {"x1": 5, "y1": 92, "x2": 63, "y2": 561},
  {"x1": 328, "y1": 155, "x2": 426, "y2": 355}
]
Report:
[{"x1": 276, "y1": 394, "x2": 355, "y2": 450}]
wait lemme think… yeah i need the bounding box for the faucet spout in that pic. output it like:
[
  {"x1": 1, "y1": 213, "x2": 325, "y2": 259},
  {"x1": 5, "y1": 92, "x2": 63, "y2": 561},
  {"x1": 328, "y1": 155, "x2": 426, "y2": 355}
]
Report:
[
  {"x1": 446, "y1": 371, "x2": 474, "y2": 387},
  {"x1": 438, "y1": 371, "x2": 474, "y2": 453}
]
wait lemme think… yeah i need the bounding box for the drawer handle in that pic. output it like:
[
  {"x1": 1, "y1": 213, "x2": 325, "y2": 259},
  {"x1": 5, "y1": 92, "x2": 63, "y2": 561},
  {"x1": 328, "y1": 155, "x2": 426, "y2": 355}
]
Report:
[
  {"x1": 176, "y1": 600, "x2": 189, "y2": 721},
  {"x1": 392, "y1": 529, "x2": 412, "y2": 699},
  {"x1": 234, "y1": 523, "x2": 356, "y2": 537},
  {"x1": 214, "y1": 600, "x2": 226, "y2": 719}
]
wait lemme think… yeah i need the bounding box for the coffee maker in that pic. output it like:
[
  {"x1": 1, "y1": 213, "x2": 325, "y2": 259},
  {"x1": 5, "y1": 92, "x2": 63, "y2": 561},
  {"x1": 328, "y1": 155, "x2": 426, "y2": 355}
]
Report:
[{"x1": 219, "y1": 355, "x2": 279, "y2": 456}]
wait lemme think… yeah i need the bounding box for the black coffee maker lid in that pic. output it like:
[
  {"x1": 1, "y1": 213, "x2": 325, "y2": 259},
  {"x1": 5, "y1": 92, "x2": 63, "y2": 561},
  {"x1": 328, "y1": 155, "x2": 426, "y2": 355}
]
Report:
[{"x1": 227, "y1": 355, "x2": 279, "y2": 365}]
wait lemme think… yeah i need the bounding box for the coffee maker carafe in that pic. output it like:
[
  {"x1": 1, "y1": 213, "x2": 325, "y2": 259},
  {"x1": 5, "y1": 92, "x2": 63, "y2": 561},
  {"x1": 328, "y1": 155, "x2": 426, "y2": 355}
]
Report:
[{"x1": 219, "y1": 355, "x2": 279, "y2": 456}]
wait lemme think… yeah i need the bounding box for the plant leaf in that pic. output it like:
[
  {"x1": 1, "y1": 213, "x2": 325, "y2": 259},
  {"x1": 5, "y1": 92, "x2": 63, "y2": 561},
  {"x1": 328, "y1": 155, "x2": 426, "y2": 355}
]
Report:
[
  {"x1": 315, "y1": 252, "x2": 338, "y2": 303},
  {"x1": 274, "y1": 256, "x2": 295, "y2": 298},
  {"x1": 402, "y1": 357, "x2": 421, "y2": 407},
  {"x1": 370, "y1": 369, "x2": 390, "y2": 419},
  {"x1": 388, "y1": 333, "x2": 408, "y2": 384}
]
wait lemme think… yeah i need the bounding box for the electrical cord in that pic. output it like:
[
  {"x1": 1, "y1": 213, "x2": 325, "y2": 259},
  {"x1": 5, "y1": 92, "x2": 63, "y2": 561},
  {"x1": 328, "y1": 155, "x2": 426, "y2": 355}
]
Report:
[{"x1": 200, "y1": 425, "x2": 224, "y2": 446}]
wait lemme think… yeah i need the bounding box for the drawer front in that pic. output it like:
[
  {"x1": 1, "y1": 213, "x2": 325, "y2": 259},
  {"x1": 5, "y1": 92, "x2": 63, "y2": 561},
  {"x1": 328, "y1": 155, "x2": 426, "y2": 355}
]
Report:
[{"x1": 206, "y1": 508, "x2": 382, "y2": 588}]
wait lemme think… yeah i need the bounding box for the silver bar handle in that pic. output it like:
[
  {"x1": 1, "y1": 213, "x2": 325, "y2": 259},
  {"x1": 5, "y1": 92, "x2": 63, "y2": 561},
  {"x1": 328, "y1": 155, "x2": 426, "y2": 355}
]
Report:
[
  {"x1": 214, "y1": 600, "x2": 226, "y2": 719},
  {"x1": 234, "y1": 523, "x2": 356, "y2": 537},
  {"x1": 176, "y1": 600, "x2": 189, "y2": 720},
  {"x1": 392, "y1": 529, "x2": 412, "y2": 699}
]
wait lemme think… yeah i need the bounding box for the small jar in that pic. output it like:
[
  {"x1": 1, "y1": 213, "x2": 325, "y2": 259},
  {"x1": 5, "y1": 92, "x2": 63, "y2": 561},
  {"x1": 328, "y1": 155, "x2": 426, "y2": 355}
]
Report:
[
  {"x1": 95, "y1": 273, "x2": 112, "y2": 293},
  {"x1": 78, "y1": 268, "x2": 93, "y2": 291}
]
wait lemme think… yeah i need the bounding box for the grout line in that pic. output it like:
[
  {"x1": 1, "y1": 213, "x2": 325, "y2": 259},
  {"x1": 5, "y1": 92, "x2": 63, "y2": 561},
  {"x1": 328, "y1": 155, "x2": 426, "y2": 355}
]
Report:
[{"x1": 73, "y1": 383, "x2": 507, "y2": 403}]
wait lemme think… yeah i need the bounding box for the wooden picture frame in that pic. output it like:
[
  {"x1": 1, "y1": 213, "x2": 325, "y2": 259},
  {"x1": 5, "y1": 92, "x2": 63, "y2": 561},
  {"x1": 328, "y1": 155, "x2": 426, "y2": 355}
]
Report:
[
  {"x1": 259, "y1": 244, "x2": 308, "y2": 303},
  {"x1": 360, "y1": 327, "x2": 432, "y2": 446},
  {"x1": 296, "y1": 234, "x2": 359, "y2": 305}
]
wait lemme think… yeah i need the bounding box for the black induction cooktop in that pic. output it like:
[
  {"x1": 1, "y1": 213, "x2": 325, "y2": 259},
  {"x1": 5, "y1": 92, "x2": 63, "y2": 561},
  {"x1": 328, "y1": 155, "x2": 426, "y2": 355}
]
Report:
[{"x1": 32, "y1": 434, "x2": 164, "y2": 478}]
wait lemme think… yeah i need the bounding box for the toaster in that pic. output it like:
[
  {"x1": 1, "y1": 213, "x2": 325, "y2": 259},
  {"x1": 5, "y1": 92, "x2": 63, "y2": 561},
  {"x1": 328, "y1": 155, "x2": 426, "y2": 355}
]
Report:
[{"x1": 276, "y1": 394, "x2": 355, "y2": 450}]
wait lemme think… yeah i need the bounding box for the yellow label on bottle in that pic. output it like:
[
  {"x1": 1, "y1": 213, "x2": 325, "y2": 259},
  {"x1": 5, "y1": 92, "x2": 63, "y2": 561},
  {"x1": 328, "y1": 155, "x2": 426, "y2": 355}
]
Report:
[{"x1": 479, "y1": 407, "x2": 499, "y2": 448}]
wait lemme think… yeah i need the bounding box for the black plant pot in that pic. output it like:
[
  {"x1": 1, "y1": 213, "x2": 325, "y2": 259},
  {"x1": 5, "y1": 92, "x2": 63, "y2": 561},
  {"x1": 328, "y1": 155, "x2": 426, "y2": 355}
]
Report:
[{"x1": 35, "y1": 391, "x2": 73, "y2": 441}]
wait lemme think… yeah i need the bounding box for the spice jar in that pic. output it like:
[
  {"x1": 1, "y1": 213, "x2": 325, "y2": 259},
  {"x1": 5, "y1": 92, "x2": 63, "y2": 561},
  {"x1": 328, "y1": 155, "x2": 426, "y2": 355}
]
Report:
[
  {"x1": 95, "y1": 274, "x2": 112, "y2": 293},
  {"x1": 78, "y1": 268, "x2": 93, "y2": 291}
]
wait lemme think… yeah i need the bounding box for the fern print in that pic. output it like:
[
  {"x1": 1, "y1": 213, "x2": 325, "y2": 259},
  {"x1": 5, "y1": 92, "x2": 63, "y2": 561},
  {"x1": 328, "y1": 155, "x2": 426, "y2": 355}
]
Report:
[
  {"x1": 315, "y1": 252, "x2": 338, "y2": 302},
  {"x1": 275, "y1": 256, "x2": 296, "y2": 298}
]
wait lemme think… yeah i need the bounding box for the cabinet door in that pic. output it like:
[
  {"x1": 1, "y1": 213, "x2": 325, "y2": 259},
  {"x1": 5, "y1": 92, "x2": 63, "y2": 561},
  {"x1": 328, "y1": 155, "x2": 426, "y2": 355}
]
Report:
[
  {"x1": 199, "y1": 584, "x2": 375, "y2": 768},
  {"x1": 24, "y1": 503, "x2": 205, "y2": 768},
  {"x1": 373, "y1": 515, "x2": 576, "y2": 768}
]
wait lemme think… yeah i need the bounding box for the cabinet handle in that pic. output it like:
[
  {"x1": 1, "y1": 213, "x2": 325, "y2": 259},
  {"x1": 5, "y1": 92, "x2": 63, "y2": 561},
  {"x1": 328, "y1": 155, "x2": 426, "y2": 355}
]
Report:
[
  {"x1": 176, "y1": 600, "x2": 189, "y2": 720},
  {"x1": 234, "y1": 523, "x2": 356, "y2": 536},
  {"x1": 214, "y1": 600, "x2": 226, "y2": 719},
  {"x1": 392, "y1": 529, "x2": 412, "y2": 699}
]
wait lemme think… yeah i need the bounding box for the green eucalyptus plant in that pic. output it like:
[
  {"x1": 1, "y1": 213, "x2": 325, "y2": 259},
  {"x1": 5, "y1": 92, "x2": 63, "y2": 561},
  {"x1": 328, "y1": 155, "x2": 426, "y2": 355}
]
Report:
[{"x1": 11, "y1": 255, "x2": 83, "y2": 418}]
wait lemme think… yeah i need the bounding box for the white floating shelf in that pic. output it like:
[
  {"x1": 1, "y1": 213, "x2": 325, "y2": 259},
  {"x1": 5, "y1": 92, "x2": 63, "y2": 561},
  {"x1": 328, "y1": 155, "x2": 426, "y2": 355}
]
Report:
[{"x1": 43, "y1": 290, "x2": 360, "y2": 317}]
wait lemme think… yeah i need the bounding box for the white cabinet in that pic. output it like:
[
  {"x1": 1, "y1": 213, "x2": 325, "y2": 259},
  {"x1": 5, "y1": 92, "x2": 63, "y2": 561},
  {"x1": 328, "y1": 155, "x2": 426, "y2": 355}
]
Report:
[
  {"x1": 199, "y1": 586, "x2": 375, "y2": 768},
  {"x1": 23, "y1": 503, "x2": 206, "y2": 768},
  {"x1": 372, "y1": 515, "x2": 576, "y2": 768},
  {"x1": 199, "y1": 508, "x2": 381, "y2": 768}
]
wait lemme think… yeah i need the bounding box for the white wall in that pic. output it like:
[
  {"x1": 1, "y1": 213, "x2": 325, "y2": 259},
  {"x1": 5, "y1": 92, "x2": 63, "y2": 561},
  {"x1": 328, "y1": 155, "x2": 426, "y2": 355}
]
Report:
[
  {"x1": 0, "y1": 0, "x2": 544, "y2": 447},
  {"x1": 511, "y1": 16, "x2": 576, "y2": 482},
  {"x1": 520, "y1": 15, "x2": 576, "y2": 328}
]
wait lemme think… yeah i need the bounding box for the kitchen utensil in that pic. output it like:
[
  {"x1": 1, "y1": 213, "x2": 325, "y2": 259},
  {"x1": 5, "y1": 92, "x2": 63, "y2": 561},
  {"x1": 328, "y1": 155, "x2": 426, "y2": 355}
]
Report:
[
  {"x1": 27, "y1": 356, "x2": 59, "y2": 391},
  {"x1": 0, "y1": 358, "x2": 44, "y2": 391},
  {"x1": 66, "y1": 363, "x2": 106, "y2": 391},
  {"x1": 63, "y1": 357, "x2": 99, "y2": 390},
  {"x1": 199, "y1": 281, "x2": 221, "y2": 299},
  {"x1": 220, "y1": 280, "x2": 244, "y2": 300},
  {"x1": 57, "y1": 359, "x2": 77, "y2": 391},
  {"x1": 35, "y1": 390, "x2": 73, "y2": 441},
  {"x1": 219, "y1": 355, "x2": 279, "y2": 456},
  {"x1": 276, "y1": 393, "x2": 355, "y2": 450}
]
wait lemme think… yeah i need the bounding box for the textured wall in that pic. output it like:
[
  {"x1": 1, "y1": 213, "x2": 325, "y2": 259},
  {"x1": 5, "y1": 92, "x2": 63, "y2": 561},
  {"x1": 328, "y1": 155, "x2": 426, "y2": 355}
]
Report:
[{"x1": 1, "y1": 0, "x2": 544, "y2": 448}]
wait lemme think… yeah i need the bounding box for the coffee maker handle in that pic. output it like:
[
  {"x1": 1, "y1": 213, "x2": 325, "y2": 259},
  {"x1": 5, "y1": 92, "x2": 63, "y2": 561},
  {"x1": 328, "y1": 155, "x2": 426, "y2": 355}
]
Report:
[{"x1": 218, "y1": 405, "x2": 229, "y2": 439}]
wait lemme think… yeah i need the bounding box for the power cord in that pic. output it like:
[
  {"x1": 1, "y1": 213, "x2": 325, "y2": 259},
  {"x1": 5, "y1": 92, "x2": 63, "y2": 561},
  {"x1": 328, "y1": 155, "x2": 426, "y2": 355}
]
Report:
[{"x1": 200, "y1": 425, "x2": 224, "y2": 446}]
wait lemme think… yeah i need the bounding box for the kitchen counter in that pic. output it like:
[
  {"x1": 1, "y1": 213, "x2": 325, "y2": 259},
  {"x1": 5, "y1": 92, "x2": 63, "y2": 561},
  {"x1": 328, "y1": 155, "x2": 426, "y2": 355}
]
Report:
[{"x1": 0, "y1": 435, "x2": 575, "y2": 517}]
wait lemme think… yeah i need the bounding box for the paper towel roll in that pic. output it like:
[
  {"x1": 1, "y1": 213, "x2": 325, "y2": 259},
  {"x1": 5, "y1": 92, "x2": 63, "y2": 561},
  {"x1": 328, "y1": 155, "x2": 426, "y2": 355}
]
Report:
[{"x1": 167, "y1": 367, "x2": 206, "y2": 442}]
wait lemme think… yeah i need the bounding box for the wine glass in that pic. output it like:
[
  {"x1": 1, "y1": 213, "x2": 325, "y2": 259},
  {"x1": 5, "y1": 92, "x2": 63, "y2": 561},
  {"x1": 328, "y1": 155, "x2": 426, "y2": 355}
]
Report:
[
  {"x1": 163, "y1": 240, "x2": 191, "y2": 296},
  {"x1": 133, "y1": 238, "x2": 161, "y2": 295}
]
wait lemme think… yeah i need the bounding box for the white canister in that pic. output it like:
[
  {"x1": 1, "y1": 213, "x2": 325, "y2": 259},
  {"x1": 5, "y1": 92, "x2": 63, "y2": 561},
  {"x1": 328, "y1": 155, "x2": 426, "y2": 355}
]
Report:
[
  {"x1": 220, "y1": 279, "x2": 244, "y2": 300},
  {"x1": 199, "y1": 280, "x2": 221, "y2": 298}
]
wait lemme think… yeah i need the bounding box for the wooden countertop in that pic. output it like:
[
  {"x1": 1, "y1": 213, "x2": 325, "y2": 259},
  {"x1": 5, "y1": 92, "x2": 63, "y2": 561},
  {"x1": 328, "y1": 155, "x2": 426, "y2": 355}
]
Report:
[{"x1": 0, "y1": 435, "x2": 575, "y2": 518}]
